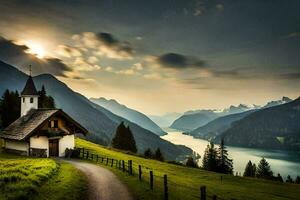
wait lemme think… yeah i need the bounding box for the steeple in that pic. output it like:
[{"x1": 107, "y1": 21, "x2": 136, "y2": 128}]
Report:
[{"x1": 20, "y1": 66, "x2": 39, "y2": 116}]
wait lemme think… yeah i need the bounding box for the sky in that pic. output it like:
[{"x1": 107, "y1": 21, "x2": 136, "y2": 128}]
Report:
[{"x1": 0, "y1": 0, "x2": 299, "y2": 115}]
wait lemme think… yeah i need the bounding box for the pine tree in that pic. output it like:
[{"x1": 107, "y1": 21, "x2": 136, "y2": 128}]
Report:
[
  {"x1": 217, "y1": 138, "x2": 233, "y2": 174},
  {"x1": 154, "y1": 148, "x2": 164, "y2": 161},
  {"x1": 243, "y1": 160, "x2": 255, "y2": 177},
  {"x1": 111, "y1": 122, "x2": 137, "y2": 153},
  {"x1": 296, "y1": 176, "x2": 300, "y2": 184},
  {"x1": 276, "y1": 173, "x2": 283, "y2": 182},
  {"x1": 0, "y1": 90, "x2": 20, "y2": 128},
  {"x1": 256, "y1": 158, "x2": 273, "y2": 179},
  {"x1": 38, "y1": 85, "x2": 55, "y2": 108},
  {"x1": 186, "y1": 156, "x2": 198, "y2": 168},
  {"x1": 286, "y1": 175, "x2": 294, "y2": 183},
  {"x1": 202, "y1": 142, "x2": 218, "y2": 171},
  {"x1": 144, "y1": 148, "x2": 153, "y2": 158}
]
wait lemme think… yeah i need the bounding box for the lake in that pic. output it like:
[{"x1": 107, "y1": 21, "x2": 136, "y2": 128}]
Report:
[{"x1": 161, "y1": 130, "x2": 300, "y2": 179}]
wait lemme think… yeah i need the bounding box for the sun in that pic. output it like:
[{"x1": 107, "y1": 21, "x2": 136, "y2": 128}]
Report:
[{"x1": 25, "y1": 41, "x2": 46, "y2": 59}]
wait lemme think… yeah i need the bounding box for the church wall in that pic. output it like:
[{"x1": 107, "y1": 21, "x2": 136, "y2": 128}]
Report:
[
  {"x1": 30, "y1": 136, "x2": 49, "y2": 157},
  {"x1": 5, "y1": 140, "x2": 29, "y2": 155},
  {"x1": 59, "y1": 135, "x2": 75, "y2": 157}
]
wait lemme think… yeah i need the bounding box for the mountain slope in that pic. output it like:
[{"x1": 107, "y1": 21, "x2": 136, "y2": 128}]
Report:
[
  {"x1": 90, "y1": 97, "x2": 165, "y2": 136},
  {"x1": 170, "y1": 111, "x2": 219, "y2": 131},
  {"x1": 148, "y1": 112, "x2": 181, "y2": 128},
  {"x1": 215, "y1": 98, "x2": 300, "y2": 151},
  {"x1": 0, "y1": 61, "x2": 192, "y2": 160},
  {"x1": 188, "y1": 110, "x2": 257, "y2": 140}
]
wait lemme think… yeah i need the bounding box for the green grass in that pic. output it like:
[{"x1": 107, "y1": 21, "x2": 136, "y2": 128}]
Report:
[
  {"x1": 33, "y1": 161, "x2": 87, "y2": 200},
  {"x1": 0, "y1": 151, "x2": 87, "y2": 200},
  {"x1": 76, "y1": 138, "x2": 300, "y2": 200}
]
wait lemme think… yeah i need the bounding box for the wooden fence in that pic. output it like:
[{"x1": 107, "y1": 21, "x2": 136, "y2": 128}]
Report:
[{"x1": 77, "y1": 148, "x2": 221, "y2": 200}]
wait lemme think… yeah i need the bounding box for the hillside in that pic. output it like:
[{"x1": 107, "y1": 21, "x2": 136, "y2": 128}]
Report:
[
  {"x1": 0, "y1": 60, "x2": 192, "y2": 160},
  {"x1": 188, "y1": 110, "x2": 257, "y2": 140},
  {"x1": 216, "y1": 97, "x2": 300, "y2": 151},
  {"x1": 90, "y1": 97, "x2": 165, "y2": 136},
  {"x1": 170, "y1": 105, "x2": 252, "y2": 131},
  {"x1": 148, "y1": 112, "x2": 182, "y2": 128},
  {"x1": 0, "y1": 152, "x2": 87, "y2": 200},
  {"x1": 76, "y1": 138, "x2": 300, "y2": 200}
]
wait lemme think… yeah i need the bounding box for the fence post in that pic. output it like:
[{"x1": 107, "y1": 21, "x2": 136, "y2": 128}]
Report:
[
  {"x1": 106, "y1": 158, "x2": 109, "y2": 165},
  {"x1": 91, "y1": 154, "x2": 94, "y2": 160},
  {"x1": 139, "y1": 165, "x2": 142, "y2": 180},
  {"x1": 212, "y1": 195, "x2": 217, "y2": 200},
  {"x1": 111, "y1": 159, "x2": 114, "y2": 167},
  {"x1": 122, "y1": 160, "x2": 125, "y2": 172},
  {"x1": 164, "y1": 174, "x2": 168, "y2": 200},
  {"x1": 128, "y1": 160, "x2": 132, "y2": 175},
  {"x1": 97, "y1": 155, "x2": 99, "y2": 162},
  {"x1": 82, "y1": 148, "x2": 85, "y2": 158},
  {"x1": 102, "y1": 157, "x2": 104, "y2": 163},
  {"x1": 200, "y1": 186, "x2": 206, "y2": 200},
  {"x1": 150, "y1": 171, "x2": 153, "y2": 190},
  {"x1": 86, "y1": 151, "x2": 89, "y2": 159}
]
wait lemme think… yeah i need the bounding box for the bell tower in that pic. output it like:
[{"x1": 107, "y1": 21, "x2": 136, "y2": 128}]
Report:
[{"x1": 20, "y1": 66, "x2": 39, "y2": 116}]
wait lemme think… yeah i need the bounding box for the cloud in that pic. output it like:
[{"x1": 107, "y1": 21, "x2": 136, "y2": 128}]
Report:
[
  {"x1": 282, "y1": 32, "x2": 300, "y2": 39},
  {"x1": 0, "y1": 36, "x2": 73, "y2": 77},
  {"x1": 72, "y1": 32, "x2": 134, "y2": 60},
  {"x1": 57, "y1": 45, "x2": 82, "y2": 58},
  {"x1": 216, "y1": 4, "x2": 224, "y2": 11},
  {"x1": 155, "y1": 53, "x2": 205, "y2": 69},
  {"x1": 73, "y1": 57, "x2": 101, "y2": 71}
]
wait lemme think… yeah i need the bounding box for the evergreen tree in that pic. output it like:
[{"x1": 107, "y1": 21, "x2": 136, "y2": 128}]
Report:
[
  {"x1": 202, "y1": 142, "x2": 218, "y2": 171},
  {"x1": 217, "y1": 138, "x2": 233, "y2": 174},
  {"x1": 186, "y1": 156, "x2": 198, "y2": 168},
  {"x1": 296, "y1": 176, "x2": 300, "y2": 184},
  {"x1": 286, "y1": 175, "x2": 294, "y2": 183},
  {"x1": 243, "y1": 160, "x2": 256, "y2": 177},
  {"x1": 276, "y1": 173, "x2": 283, "y2": 182},
  {"x1": 256, "y1": 158, "x2": 273, "y2": 179},
  {"x1": 252, "y1": 163, "x2": 256, "y2": 177},
  {"x1": 38, "y1": 85, "x2": 55, "y2": 108},
  {"x1": 154, "y1": 148, "x2": 164, "y2": 161},
  {"x1": 144, "y1": 148, "x2": 153, "y2": 158},
  {"x1": 0, "y1": 90, "x2": 20, "y2": 128},
  {"x1": 111, "y1": 122, "x2": 137, "y2": 153}
]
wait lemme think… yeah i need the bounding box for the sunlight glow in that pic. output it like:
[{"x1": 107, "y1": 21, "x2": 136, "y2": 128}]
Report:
[{"x1": 25, "y1": 41, "x2": 46, "y2": 59}]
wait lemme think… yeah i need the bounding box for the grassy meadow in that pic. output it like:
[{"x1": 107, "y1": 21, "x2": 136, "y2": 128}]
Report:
[
  {"x1": 76, "y1": 138, "x2": 300, "y2": 200},
  {"x1": 0, "y1": 151, "x2": 87, "y2": 200}
]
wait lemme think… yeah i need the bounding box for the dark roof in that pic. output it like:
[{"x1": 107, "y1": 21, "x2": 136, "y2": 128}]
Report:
[
  {"x1": 0, "y1": 109, "x2": 88, "y2": 140},
  {"x1": 21, "y1": 76, "x2": 39, "y2": 96}
]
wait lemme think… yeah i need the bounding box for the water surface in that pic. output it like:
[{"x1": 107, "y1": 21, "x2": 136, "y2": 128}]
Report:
[{"x1": 162, "y1": 130, "x2": 300, "y2": 178}]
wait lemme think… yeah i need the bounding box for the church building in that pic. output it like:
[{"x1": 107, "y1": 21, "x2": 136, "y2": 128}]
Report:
[{"x1": 0, "y1": 75, "x2": 88, "y2": 157}]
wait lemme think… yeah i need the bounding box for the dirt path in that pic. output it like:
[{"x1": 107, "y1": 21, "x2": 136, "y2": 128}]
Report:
[{"x1": 65, "y1": 160, "x2": 133, "y2": 200}]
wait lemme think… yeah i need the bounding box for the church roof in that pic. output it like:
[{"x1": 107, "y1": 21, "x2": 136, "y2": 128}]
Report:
[
  {"x1": 21, "y1": 76, "x2": 39, "y2": 96},
  {"x1": 0, "y1": 109, "x2": 88, "y2": 140}
]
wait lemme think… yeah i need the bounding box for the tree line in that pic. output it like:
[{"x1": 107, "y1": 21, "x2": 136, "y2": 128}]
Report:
[
  {"x1": 111, "y1": 122, "x2": 165, "y2": 161},
  {"x1": 0, "y1": 86, "x2": 55, "y2": 129},
  {"x1": 243, "y1": 158, "x2": 300, "y2": 184}
]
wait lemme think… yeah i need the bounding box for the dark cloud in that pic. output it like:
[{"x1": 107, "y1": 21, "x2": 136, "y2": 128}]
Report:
[
  {"x1": 156, "y1": 53, "x2": 205, "y2": 69},
  {"x1": 0, "y1": 36, "x2": 73, "y2": 77},
  {"x1": 276, "y1": 72, "x2": 300, "y2": 80},
  {"x1": 95, "y1": 32, "x2": 134, "y2": 59}
]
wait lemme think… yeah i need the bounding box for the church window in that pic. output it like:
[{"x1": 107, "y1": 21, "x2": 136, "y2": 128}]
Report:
[
  {"x1": 30, "y1": 97, "x2": 34, "y2": 103},
  {"x1": 22, "y1": 98, "x2": 25, "y2": 103}
]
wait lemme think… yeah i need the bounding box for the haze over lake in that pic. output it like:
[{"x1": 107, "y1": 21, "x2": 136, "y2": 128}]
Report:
[{"x1": 162, "y1": 130, "x2": 300, "y2": 178}]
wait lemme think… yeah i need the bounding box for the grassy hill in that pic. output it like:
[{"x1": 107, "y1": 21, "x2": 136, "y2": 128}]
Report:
[
  {"x1": 0, "y1": 151, "x2": 87, "y2": 200},
  {"x1": 76, "y1": 138, "x2": 300, "y2": 200}
]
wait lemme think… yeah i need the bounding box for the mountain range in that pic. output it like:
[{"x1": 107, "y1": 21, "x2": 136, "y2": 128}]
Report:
[
  {"x1": 170, "y1": 104, "x2": 254, "y2": 131},
  {"x1": 148, "y1": 112, "x2": 182, "y2": 128},
  {"x1": 90, "y1": 97, "x2": 166, "y2": 136},
  {"x1": 215, "y1": 98, "x2": 300, "y2": 151},
  {"x1": 171, "y1": 98, "x2": 292, "y2": 132},
  {"x1": 0, "y1": 60, "x2": 192, "y2": 160}
]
